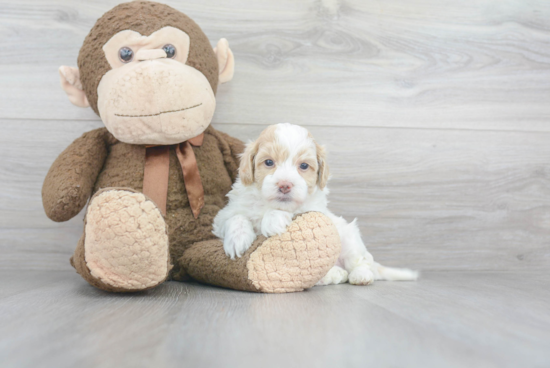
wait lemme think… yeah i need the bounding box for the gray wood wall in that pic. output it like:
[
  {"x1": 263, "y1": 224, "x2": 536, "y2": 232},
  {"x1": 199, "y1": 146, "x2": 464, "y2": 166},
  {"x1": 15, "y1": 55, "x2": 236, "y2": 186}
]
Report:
[{"x1": 1, "y1": 0, "x2": 549, "y2": 272}]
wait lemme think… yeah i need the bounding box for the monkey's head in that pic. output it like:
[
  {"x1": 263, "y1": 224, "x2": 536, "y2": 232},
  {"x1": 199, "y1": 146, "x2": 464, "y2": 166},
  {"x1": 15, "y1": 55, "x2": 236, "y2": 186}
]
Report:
[{"x1": 59, "y1": 1, "x2": 234, "y2": 145}]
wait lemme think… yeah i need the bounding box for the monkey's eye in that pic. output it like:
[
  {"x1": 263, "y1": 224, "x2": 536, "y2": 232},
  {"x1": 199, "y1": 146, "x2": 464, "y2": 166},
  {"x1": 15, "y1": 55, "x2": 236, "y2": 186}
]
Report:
[
  {"x1": 300, "y1": 163, "x2": 309, "y2": 170},
  {"x1": 118, "y1": 47, "x2": 134, "y2": 63},
  {"x1": 162, "y1": 44, "x2": 176, "y2": 58},
  {"x1": 265, "y1": 159, "x2": 274, "y2": 167}
]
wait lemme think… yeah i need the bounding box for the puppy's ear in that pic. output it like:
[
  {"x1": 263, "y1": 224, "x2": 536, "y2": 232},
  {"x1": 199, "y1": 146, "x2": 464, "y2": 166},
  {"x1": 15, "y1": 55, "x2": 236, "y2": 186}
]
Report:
[
  {"x1": 239, "y1": 140, "x2": 259, "y2": 186},
  {"x1": 316, "y1": 142, "x2": 330, "y2": 189}
]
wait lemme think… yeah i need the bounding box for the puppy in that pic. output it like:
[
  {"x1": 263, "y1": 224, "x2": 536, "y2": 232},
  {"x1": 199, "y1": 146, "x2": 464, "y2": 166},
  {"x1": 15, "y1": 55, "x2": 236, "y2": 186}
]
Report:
[{"x1": 213, "y1": 123, "x2": 418, "y2": 285}]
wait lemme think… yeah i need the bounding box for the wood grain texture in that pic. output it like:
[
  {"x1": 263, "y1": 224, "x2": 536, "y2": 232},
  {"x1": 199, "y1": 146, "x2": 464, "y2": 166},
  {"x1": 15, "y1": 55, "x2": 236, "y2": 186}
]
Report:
[
  {"x1": 1, "y1": 270, "x2": 549, "y2": 368},
  {"x1": 0, "y1": 0, "x2": 549, "y2": 131},
  {"x1": 2, "y1": 119, "x2": 549, "y2": 271},
  {"x1": 2, "y1": 2, "x2": 550, "y2": 367}
]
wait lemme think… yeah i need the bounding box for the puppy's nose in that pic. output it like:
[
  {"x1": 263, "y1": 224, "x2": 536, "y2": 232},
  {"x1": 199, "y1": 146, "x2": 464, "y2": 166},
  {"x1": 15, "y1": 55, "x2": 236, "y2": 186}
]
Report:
[{"x1": 278, "y1": 181, "x2": 293, "y2": 194}]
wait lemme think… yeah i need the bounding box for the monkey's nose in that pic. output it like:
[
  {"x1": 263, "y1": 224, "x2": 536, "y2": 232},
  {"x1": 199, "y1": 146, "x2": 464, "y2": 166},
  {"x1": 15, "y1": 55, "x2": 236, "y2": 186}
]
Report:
[
  {"x1": 278, "y1": 181, "x2": 293, "y2": 194},
  {"x1": 135, "y1": 49, "x2": 167, "y2": 61}
]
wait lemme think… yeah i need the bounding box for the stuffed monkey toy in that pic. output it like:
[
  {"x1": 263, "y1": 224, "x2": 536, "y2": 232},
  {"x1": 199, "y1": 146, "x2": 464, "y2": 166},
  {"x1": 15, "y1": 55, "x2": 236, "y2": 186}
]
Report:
[{"x1": 43, "y1": 1, "x2": 340, "y2": 293}]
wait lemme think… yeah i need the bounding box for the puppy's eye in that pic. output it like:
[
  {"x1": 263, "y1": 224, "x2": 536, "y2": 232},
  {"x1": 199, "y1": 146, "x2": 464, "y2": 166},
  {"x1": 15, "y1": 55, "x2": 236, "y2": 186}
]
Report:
[
  {"x1": 162, "y1": 44, "x2": 176, "y2": 58},
  {"x1": 119, "y1": 47, "x2": 134, "y2": 63},
  {"x1": 300, "y1": 163, "x2": 309, "y2": 170},
  {"x1": 265, "y1": 159, "x2": 274, "y2": 167}
]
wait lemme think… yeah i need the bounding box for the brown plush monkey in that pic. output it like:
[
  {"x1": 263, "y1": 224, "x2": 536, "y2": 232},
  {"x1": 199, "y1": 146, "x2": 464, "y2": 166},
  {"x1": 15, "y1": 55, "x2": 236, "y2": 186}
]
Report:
[{"x1": 43, "y1": 1, "x2": 340, "y2": 293}]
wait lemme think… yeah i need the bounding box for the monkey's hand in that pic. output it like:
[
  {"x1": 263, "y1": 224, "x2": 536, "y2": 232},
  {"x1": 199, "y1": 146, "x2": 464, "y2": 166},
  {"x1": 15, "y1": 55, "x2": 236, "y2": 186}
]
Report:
[{"x1": 42, "y1": 128, "x2": 109, "y2": 222}]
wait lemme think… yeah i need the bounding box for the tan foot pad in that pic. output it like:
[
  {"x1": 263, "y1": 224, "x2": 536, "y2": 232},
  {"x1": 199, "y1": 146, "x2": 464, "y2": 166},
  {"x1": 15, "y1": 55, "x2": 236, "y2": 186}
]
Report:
[
  {"x1": 247, "y1": 212, "x2": 341, "y2": 293},
  {"x1": 84, "y1": 189, "x2": 169, "y2": 290}
]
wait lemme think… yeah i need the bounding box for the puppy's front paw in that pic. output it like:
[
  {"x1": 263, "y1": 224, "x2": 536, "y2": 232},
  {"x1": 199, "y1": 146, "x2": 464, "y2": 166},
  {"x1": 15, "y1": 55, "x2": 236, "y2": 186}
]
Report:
[
  {"x1": 261, "y1": 210, "x2": 293, "y2": 237},
  {"x1": 316, "y1": 266, "x2": 349, "y2": 286},
  {"x1": 349, "y1": 266, "x2": 375, "y2": 286},
  {"x1": 223, "y1": 215, "x2": 256, "y2": 259}
]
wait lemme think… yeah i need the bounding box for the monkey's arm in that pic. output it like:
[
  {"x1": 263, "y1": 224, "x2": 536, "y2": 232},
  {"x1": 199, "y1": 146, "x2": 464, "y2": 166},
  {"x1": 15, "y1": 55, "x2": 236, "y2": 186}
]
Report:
[
  {"x1": 42, "y1": 128, "x2": 110, "y2": 222},
  {"x1": 207, "y1": 126, "x2": 245, "y2": 183}
]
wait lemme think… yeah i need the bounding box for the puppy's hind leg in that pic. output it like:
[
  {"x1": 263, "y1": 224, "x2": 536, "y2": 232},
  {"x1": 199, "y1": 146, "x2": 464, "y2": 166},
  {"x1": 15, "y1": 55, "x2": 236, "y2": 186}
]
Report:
[
  {"x1": 348, "y1": 264, "x2": 375, "y2": 285},
  {"x1": 338, "y1": 219, "x2": 419, "y2": 282},
  {"x1": 337, "y1": 218, "x2": 376, "y2": 285},
  {"x1": 316, "y1": 265, "x2": 349, "y2": 286}
]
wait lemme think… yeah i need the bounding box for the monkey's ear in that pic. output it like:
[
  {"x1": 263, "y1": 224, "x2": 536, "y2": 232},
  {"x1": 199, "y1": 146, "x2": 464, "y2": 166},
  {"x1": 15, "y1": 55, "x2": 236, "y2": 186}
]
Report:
[
  {"x1": 59, "y1": 66, "x2": 90, "y2": 108},
  {"x1": 213, "y1": 38, "x2": 235, "y2": 84}
]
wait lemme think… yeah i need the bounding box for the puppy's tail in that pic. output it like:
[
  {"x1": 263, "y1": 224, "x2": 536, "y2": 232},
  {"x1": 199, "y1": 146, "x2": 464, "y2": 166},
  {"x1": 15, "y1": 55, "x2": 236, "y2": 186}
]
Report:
[{"x1": 374, "y1": 262, "x2": 419, "y2": 281}]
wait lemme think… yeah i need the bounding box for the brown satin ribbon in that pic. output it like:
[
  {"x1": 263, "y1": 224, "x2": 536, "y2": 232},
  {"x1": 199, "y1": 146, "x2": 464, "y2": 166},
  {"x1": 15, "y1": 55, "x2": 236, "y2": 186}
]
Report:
[{"x1": 143, "y1": 133, "x2": 204, "y2": 218}]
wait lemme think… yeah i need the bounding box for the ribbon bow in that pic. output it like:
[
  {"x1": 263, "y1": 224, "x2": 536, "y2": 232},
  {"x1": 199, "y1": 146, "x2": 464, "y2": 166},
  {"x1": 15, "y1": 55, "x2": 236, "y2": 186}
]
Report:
[{"x1": 142, "y1": 133, "x2": 204, "y2": 219}]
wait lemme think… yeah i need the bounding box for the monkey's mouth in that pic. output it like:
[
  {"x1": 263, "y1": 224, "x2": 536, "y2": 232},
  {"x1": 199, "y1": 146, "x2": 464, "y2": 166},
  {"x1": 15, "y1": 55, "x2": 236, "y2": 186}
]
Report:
[{"x1": 114, "y1": 103, "x2": 202, "y2": 118}]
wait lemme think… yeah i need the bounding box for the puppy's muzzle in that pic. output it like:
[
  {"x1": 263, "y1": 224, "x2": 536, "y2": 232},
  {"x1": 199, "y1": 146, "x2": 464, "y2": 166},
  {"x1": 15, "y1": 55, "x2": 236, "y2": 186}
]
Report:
[{"x1": 278, "y1": 181, "x2": 293, "y2": 194}]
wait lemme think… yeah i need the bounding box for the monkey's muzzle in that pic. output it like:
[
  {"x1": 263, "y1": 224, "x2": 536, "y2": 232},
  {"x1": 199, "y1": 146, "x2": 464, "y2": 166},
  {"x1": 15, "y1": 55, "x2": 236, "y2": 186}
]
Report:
[{"x1": 97, "y1": 59, "x2": 216, "y2": 145}]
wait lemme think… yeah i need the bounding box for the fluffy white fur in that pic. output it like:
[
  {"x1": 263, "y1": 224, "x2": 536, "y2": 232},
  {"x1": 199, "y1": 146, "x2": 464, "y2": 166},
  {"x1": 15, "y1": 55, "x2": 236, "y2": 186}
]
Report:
[{"x1": 213, "y1": 123, "x2": 418, "y2": 285}]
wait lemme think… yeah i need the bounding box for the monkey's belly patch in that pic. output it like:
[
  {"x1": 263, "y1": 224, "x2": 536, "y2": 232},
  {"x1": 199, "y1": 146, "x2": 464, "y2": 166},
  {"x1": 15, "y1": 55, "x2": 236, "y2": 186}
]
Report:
[
  {"x1": 84, "y1": 189, "x2": 169, "y2": 290},
  {"x1": 247, "y1": 212, "x2": 341, "y2": 293}
]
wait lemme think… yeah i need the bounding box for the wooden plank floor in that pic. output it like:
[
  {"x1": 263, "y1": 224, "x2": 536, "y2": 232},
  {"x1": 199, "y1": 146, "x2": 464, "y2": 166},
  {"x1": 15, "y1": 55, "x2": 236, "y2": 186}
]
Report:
[{"x1": 1, "y1": 270, "x2": 549, "y2": 368}]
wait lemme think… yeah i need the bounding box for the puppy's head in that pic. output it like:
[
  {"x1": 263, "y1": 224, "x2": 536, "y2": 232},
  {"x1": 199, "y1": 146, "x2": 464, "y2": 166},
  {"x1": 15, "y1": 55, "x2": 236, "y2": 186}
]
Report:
[{"x1": 239, "y1": 123, "x2": 329, "y2": 211}]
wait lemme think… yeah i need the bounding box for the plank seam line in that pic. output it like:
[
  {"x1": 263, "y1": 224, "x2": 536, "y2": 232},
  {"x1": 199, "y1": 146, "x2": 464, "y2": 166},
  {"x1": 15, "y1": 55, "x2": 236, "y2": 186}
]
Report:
[{"x1": 2, "y1": 118, "x2": 550, "y2": 135}]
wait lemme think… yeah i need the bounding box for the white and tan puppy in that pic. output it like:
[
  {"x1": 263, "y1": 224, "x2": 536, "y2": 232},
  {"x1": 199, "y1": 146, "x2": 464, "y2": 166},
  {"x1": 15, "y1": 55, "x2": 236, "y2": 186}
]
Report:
[{"x1": 213, "y1": 123, "x2": 418, "y2": 285}]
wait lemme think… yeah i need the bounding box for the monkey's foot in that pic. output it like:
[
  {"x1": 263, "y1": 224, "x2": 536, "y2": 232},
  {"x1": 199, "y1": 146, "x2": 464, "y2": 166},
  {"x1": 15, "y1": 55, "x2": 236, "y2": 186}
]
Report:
[
  {"x1": 71, "y1": 188, "x2": 171, "y2": 292},
  {"x1": 181, "y1": 212, "x2": 341, "y2": 293}
]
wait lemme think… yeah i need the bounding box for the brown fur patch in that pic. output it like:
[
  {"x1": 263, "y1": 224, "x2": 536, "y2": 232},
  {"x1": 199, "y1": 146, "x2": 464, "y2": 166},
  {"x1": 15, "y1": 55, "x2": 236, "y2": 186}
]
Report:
[
  {"x1": 239, "y1": 125, "x2": 278, "y2": 186},
  {"x1": 253, "y1": 140, "x2": 288, "y2": 189},
  {"x1": 78, "y1": 1, "x2": 219, "y2": 115},
  {"x1": 294, "y1": 146, "x2": 319, "y2": 193},
  {"x1": 315, "y1": 142, "x2": 330, "y2": 189}
]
